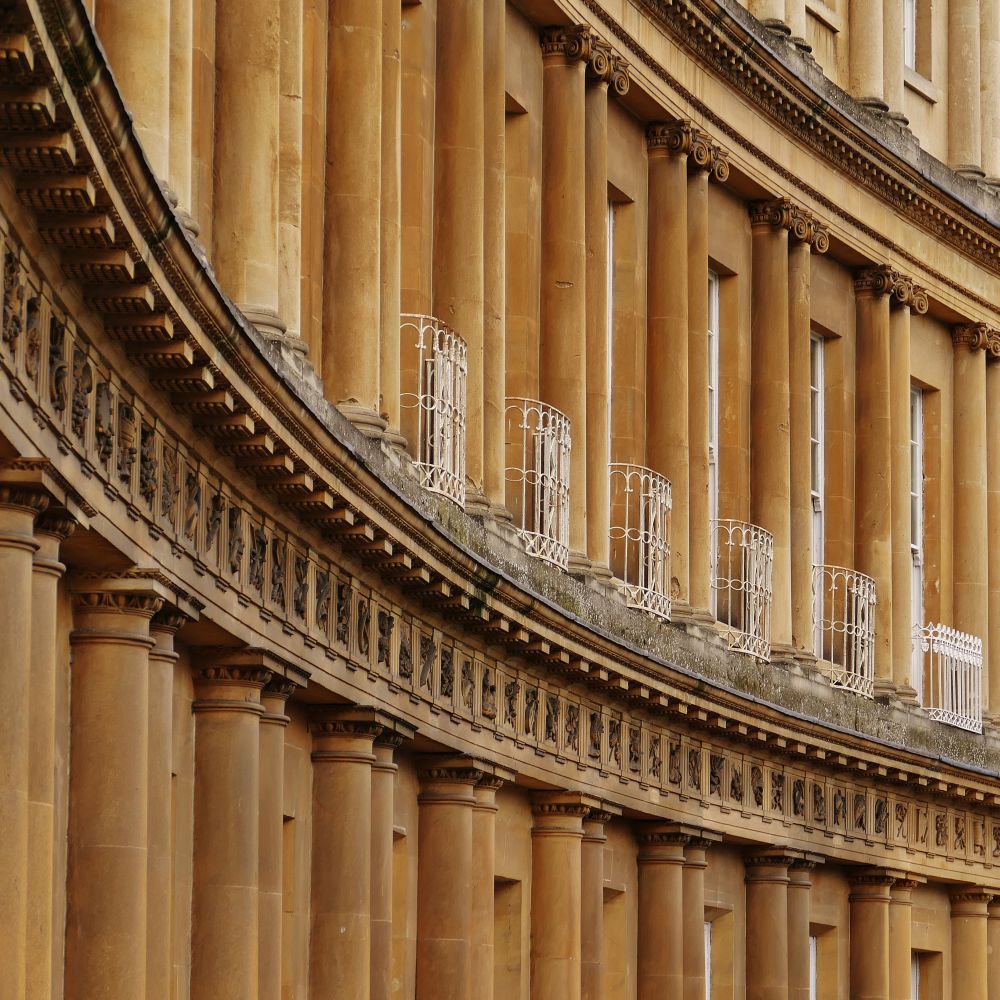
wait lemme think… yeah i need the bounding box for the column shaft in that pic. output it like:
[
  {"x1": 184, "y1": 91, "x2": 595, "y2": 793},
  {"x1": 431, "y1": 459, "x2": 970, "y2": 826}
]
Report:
[
  {"x1": 483, "y1": 0, "x2": 507, "y2": 511},
  {"x1": 683, "y1": 841, "x2": 711, "y2": 1000},
  {"x1": 788, "y1": 864, "x2": 814, "y2": 1000},
  {"x1": 371, "y1": 737, "x2": 401, "y2": 1000},
  {"x1": 416, "y1": 761, "x2": 480, "y2": 1000},
  {"x1": 324, "y1": 0, "x2": 384, "y2": 432},
  {"x1": 688, "y1": 167, "x2": 713, "y2": 616},
  {"x1": 849, "y1": 873, "x2": 893, "y2": 1000},
  {"x1": 949, "y1": 0, "x2": 983, "y2": 175},
  {"x1": 191, "y1": 662, "x2": 269, "y2": 1000},
  {"x1": 883, "y1": 0, "x2": 907, "y2": 123},
  {"x1": 888, "y1": 880, "x2": 917, "y2": 1000},
  {"x1": 585, "y1": 78, "x2": 611, "y2": 574},
  {"x1": 982, "y1": 0, "x2": 1000, "y2": 182},
  {"x1": 169, "y1": 0, "x2": 195, "y2": 217},
  {"x1": 540, "y1": 27, "x2": 590, "y2": 570},
  {"x1": 581, "y1": 811, "x2": 611, "y2": 1000},
  {"x1": 66, "y1": 586, "x2": 162, "y2": 1000},
  {"x1": 471, "y1": 778, "x2": 504, "y2": 1000},
  {"x1": 278, "y1": 0, "x2": 304, "y2": 340},
  {"x1": 951, "y1": 890, "x2": 991, "y2": 1000},
  {"x1": 646, "y1": 128, "x2": 690, "y2": 608},
  {"x1": 988, "y1": 358, "x2": 1000, "y2": 718},
  {"x1": 636, "y1": 830, "x2": 686, "y2": 998},
  {"x1": 745, "y1": 854, "x2": 791, "y2": 1000},
  {"x1": 889, "y1": 305, "x2": 914, "y2": 693},
  {"x1": 854, "y1": 274, "x2": 894, "y2": 689},
  {"x1": 786, "y1": 0, "x2": 807, "y2": 42},
  {"x1": 750, "y1": 210, "x2": 792, "y2": 651},
  {"x1": 213, "y1": 0, "x2": 283, "y2": 334},
  {"x1": 988, "y1": 902, "x2": 1000, "y2": 997},
  {"x1": 849, "y1": 0, "x2": 886, "y2": 109}
]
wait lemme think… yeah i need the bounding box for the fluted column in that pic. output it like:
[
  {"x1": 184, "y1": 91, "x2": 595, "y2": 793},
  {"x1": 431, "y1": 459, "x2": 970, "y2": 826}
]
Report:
[
  {"x1": 888, "y1": 877, "x2": 921, "y2": 1000},
  {"x1": 953, "y1": 325, "x2": 990, "y2": 708},
  {"x1": 96, "y1": 0, "x2": 171, "y2": 178},
  {"x1": 324, "y1": 0, "x2": 385, "y2": 434},
  {"x1": 788, "y1": 860, "x2": 820, "y2": 1000},
  {"x1": 745, "y1": 851, "x2": 793, "y2": 1000},
  {"x1": 683, "y1": 835, "x2": 719, "y2": 1000},
  {"x1": 0, "y1": 477, "x2": 48, "y2": 1000},
  {"x1": 531, "y1": 794, "x2": 591, "y2": 1000},
  {"x1": 483, "y1": 0, "x2": 507, "y2": 513},
  {"x1": 584, "y1": 44, "x2": 629, "y2": 574},
  {"x1": 688, "y1": 141, "x2": 730, "y2": 618},
  {"x1": 540, "y1": 25, "x2": 592, "y2": 573},
  {"x1": 982, "y1": 0, "x2": 1000, "y2": 184},
  {"x1": 371, "y1": 732, "x2": 403, "y2": 1000},
  {"x1": 416, "y1": 757, "x2": 484, "y2": 1000},
  {"x1": 26, "y1": 510, "x2": 74, "y2": 1000},
  {"x1": 987, "y1": 352, "x2": 1000, "y2": 720},
  {"x1": 309, "y1": 708, "x2": 386, "y2": 1000},
  {"x1": 213, "y1": 0, "x2": 284, "y2": 340},
  {"x1": 471, "y1": 774, "x2": 509, "y2": 1000},
  {"x1": 849, "y1": 869, "x2": 894, "y2": 1000},
  {"x1": 883, "y1": 0, "x2": 908, "y2": 125},
  {"x1": 949, "y1": 0, "x2": 983, "y2": 176},
  {"x1": 854, "y1": 267, "x2": 895, "y2": 694},
  {"x1": 636, "y1": 826, "x2": 688, "y2": 998},
  {"x1": 950, "y1": 888, "x2": 993, "y2": 1000},
  {"x1": 646, "y1": 122, "x2": 696, "y2": 612},
  {"x1": 849, "y1": 0, "x2": 887, "y2": 110},
  {"x1": 147, "y1": 610, "x2": 190, "y2": 1000},
  {"x1": 259, "y1": 677, "x2": 295, "y2": 1000},
  {"x1": 581, "y1": 806, "x2": 618, "y2": 1000},
  {"x1": 190, "y1": 653, "x2": 272, "y2": 1000},
  {"x1": 66, "y1": 581, "x2": 165, "y2": 1000}
]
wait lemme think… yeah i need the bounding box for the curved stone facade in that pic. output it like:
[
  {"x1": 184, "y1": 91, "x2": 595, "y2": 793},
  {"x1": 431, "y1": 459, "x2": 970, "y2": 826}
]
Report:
[{"x1": 5, "y1": 0, "x2": 1000, "y2": 998}]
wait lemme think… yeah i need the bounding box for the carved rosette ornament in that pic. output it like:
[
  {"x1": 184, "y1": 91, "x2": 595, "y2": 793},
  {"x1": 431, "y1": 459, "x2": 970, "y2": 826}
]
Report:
[
  {"x1": 953, "y1": 322, "x2": 993, "y2": 351},
  {"x1": 646, "y1": 120, "x2": 729, "y2": 181},
  {"x1": 540, "y1": 24, "x2": 595, "y2": 63},
  {"x1": 749, "y1": 197, "x2": 830, "y2": 252},
  {"x1": 587, "y1": 39, "x2": 630, "y2": 97}
]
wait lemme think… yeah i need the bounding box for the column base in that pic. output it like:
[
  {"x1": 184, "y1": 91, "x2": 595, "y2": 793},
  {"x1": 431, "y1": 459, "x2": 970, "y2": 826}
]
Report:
[
  {"x1": 954, "y1": 164, "x2": 987, "y2": 180},
  {"x1": 567, "y1": 549, "x2": 594, "y2": 578},
  {"x1": 382, "y1": 428, "x2": 408, "y2": 454},
  {"x1": 761, "y1": 18, "x2": 792, "y2": 36},
  {"x1": 857, "y1": 97, "x2": 891, "y2": 114},
  {"x1": 872, "y1": 677, "x2": 900, "y2": 703},
  {"x1": 983, "y1": 177, "x2": 1000, "y2": 191},
  {"x1": 895, "y1": 683, "x2": 920, "y2": 707},
  {"x1": 769, "y1": 642, "x2": 799, "y2": 667},
  {"x1": 336, "y1": 402, "x2": 389, "y2": 439},
  {"x1": 790, "y1": 36, "x2": 813, "y2": 54},
  {"x1": 886, "y1": 110, "x2": 910, "y2": 128},
  {"x1": 464, "y1": 486, "x2": 492, "y2": 517},
  {"x1": 240, "y1": 304, "x2": 288, "y2": 341}
]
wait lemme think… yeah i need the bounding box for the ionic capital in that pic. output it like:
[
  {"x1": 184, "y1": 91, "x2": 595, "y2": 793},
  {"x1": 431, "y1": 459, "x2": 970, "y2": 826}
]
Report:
[
  {"x1": 853, "y1": 265, "x2": 898, "y2": 298},
  {"x1": 892, "y1": 274, "x2": 929, "y2": 313},
  {"x1": 953, "y1": 322, "x2": 994, "y2": 352},
  {"x1": 950, "y1": 886, "x2": 995, "y2": 916},
  {"x1": 749, "y1": 197, "x2": 830, "y2": 252},
  {"x1": 150, "y1": 607, "x2": 192, "y2": 636},
  {"x1": 587, "y1": 39, "x2": 630, "y2": 96},
  {"x1": 848, "y1": 866, "x2": 906, "y2": 900},
  {"x1": 35, "y1": 508, "x2": 79, "y2": 542},
  {"x1": 540, "y1": 24, "x2": 595, "y2": 63},
  {"x1": 646, "y1": 120, "x2": 729, "y2": 181}
]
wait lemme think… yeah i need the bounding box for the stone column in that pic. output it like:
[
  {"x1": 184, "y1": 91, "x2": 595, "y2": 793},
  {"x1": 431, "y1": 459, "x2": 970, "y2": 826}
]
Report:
[
  {"x1": 950, "y1": 888, "x2": 993, "y2": 1000},
  {"x1": 953, "y1": 325, "x2": 990, "y2": 706},
  {"x1": 259, "y1": 677, "x2": 295, "y2": 1000},
  {"x1": 96, "y1": 0, "x2": 171, "y2": 178},
  {"x1": 190, "y1": 653, "x2": 272, "y2": 1000},
  {"x1": 854, "y1": 268, "x2": 895, "y2": 695},
  {"x1": 683, "y1": 835, "x2": 719, "y2": 1000},
  {"x1": 688, "y1": 141, "x2": 729, "y2": 619},
  {"x1": 65, "y1": 580, "x2": 165, "y2": 1000},
  {"x1": 581, "y1": 806, "x2": 618, "y2": 1000},
  {"x1": 883, "y1": 0, "x2": 908, "y2": 125},
  {"x1": 483, "y1": 0, "x2": 507, "y2": 514},
  {"x1": 949, "y1": 0, "x2": 984, "y2": 176},
  {"x1": 848, "y1": 0, "x2": 887, "y2": 110},
  {"x1": 888, "y1": 877, "x2": 921, "y2": 1000},
  {"x1": 988, "y1": 899, "x2": 1000, "y2": 996},
  {"x1": 540, "y1": 25, "x2": 592, "y2": 574},
  {"x1": 982, "y1": 0, "x2": 1000, "y2": 184},
  {"x1": 647, "y1": 123, "x2": 691, "y2": 610},
  {"x1": 169, "y1": 0, "x2": 198, "y2": 230},
  {"x1": 371, "y1": 733, "x2": 399, "y2": 1000},
  {"x1": 788, "y1": 860, "x2": 820, "y2": 1000},
  {"x1": 380, "y1": 0, "x2": 403, "y2": 448},
  {"x1": 584, "y1": 45, "x2": 629, "y2": 575},
  {"x1": 849, "y1": 869, "x2": 895, "y2": 1000},
  {"x1": 744, "y1": 851, "x2": 793, "y2": 1000},
  {"x1": 785, "y1": 0, "x2": 808, "y2": 48},
  {"x1": 309, "y1": 708, "x2": 386, "y2": 1000},
  {"x1": 213, "y1": 0, "x2": 285, "y2": 340},
  {"x1": 0, "y1": 476, "x2": 48, "y2": 1000},
  {"x1": 324, "y1": 0, "x2": 385, "y2": 434},
  {"x1": 636, "y1": 826, "x2": 688, "y2": 998},
  {"x1": 531, "y1": 794, "x2": 592, "y2": 1000},
  {"x1": 750, "y1": 0, "x2": 789, "y2": 29},
  {"x1": 434, "y1": 0, "x2": 486, "y2": 505},
  {"x1": 26, "y1": 510, "x2": 74, "y2": 1000},
  {"x1": 147, "y1": 609, "x2": 190, "y2": 1000},
  {"x1": 750, "y1": 200, "x2": 793, "y2": 654},
  {"x1": 416, "y1": 757, "x2": 484, "y2": 1000},
  {"x1": 987, "y1": 352, "x2": 1000, "y2": 720},
  {"x1": 471, "y1": 774, "x2": 510, "y2": 1000},
  {"x1": 278, "y1": 0, "x2": 304, "y2": 346}
]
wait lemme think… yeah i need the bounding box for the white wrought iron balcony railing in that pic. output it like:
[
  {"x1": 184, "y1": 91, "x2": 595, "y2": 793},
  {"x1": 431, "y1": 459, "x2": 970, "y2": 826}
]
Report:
[
  {"x1": 504, "y1": 397, "x2": 571, "y2": 569},
  {"x1": 711, "y1": 518, "x2": 774, "y2": 661},
  {"x1": 812, "y1": 564, "x2": 877, "y2": 699},
  {"x1": 609, "y1": 463, "x2": 671, "y2": 621},
  {"x1": 912, "y1": 623, "x2": 983, "y2": 733},
  {"x1": 400, "y1": 314, "x2": 468, "y2": 508}
]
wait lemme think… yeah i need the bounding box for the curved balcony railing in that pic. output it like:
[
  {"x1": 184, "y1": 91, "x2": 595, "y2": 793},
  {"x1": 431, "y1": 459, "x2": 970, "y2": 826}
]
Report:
[
  {"x1": 609, "y1": 463, "x2": 671, "y2": 621},
  {"x1": 504, "y1": 397, "x2": 571, "y2": 569},
  {"x1": 711, "y1": 518, "x2": 773, "y2": 661},
  {"x1": 912, "y1": 623, "x2": 983, "y2": 733},
  {"x1": 812, "y1": 564, "x2": 876, "y2": 698},
  {"x1": 400, "y1": 314, "x2": 467, "y2": 507}
]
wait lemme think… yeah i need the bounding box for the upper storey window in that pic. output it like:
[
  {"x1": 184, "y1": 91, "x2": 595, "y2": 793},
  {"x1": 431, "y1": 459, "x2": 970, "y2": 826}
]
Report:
[{"x1": 903, "y1": 0, "x2": 917, "y2": 70}]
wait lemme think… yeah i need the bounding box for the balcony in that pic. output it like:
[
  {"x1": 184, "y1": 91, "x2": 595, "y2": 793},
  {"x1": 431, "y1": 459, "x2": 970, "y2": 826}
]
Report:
[
  {"x1": 812, "y1": 564, "x2": 876, "y2": 698},
  {"x1": 609, "y1": 463, "x2": 671, "y2": 621},
  {"x1": 504, "y1": 397, "x2": 571, "y2": 569},
  {"x1": 912, "y1": 623, "x2": 983, "y2": 733},
  {"x1": 400, "y1": 314, "x2": 468, "y2": 508},
  {"x1": 711, "y1": 518, "x2": 774, "y2": 661}
]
